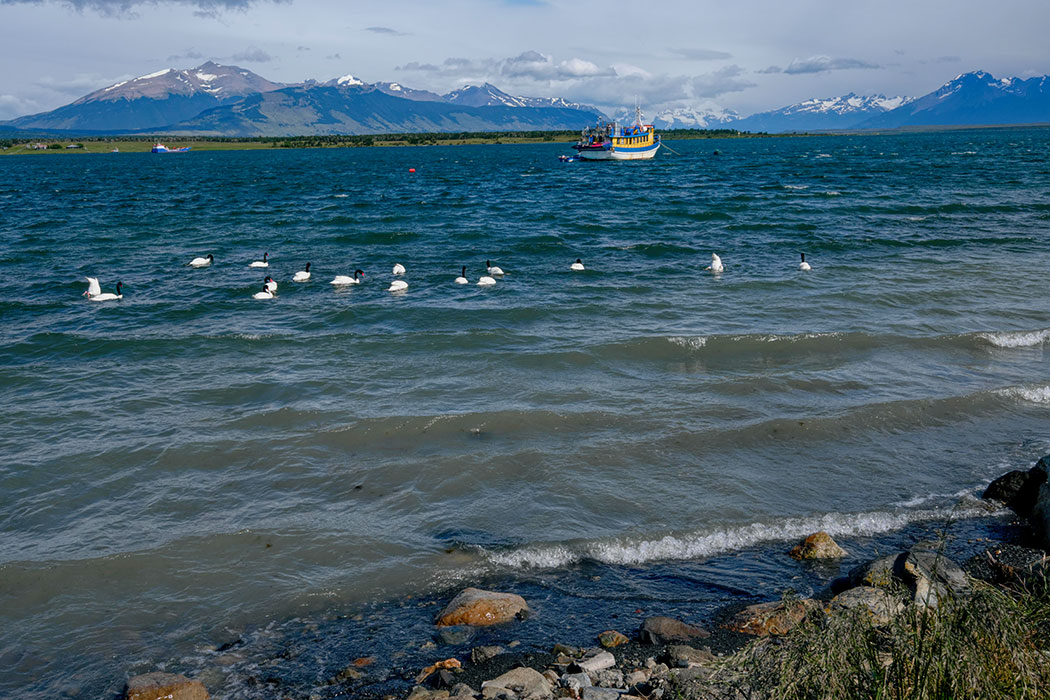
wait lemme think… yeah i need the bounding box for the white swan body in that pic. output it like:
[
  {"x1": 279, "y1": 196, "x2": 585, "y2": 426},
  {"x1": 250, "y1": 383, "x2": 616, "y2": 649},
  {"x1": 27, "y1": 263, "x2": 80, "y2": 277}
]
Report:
[
  {"x1": 84, "y1": 277, "x2": 123, "y2": 301},
  {"x1": 253, "y1": 286, "x2": 275, "y2": 300},
  {"x1": 249, "y1": 252, "x2": 269, "y2": 268},
  {"x1": 486, "y1": 260, "x2": 504, "y2": 276},
  {"x1": 293, "y1": 262, "x2": 311, "y2": 282},
  {"x1": 707, "y1": 253, "x2": 724, "y2": 273},
  {"x1": 570, "y1": 258, "x2": 585, "y2": 271},
  {"x1": 392, "y1": 263, "x2": 406, "y2": 275},
  {"x1": 189, "y1": 254, "x2": 214, "y2": 267},
  {"x1": 388, "y1": 280, "x2": 408, "y2": 292},
  {"x1": 477, "y1": 276, "x2": 496, "y2": 286},
  {"x1": 331, "y1": 269, "x2": 363, "y2": 285},
  {"x1": 264, "y1": 277, "x2": 278, "y2": 293},
  {"x1": 799, "y1": 253, "x2": 811, "y2": 271},
  {"x1": 455, "y1": 266, "x2": 469, "y2": 284}
]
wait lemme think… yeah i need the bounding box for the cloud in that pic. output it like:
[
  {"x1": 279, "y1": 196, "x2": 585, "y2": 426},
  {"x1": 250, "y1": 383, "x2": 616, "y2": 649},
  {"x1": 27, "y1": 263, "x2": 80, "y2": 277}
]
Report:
[
  {"x1": 325, "y1": 53, "x2": 342, "y2": 60},
  {"x1": 231, "y1": 47, "x2": 273, "y2": 63},
  {"x1": 37, "y1": 73, "x2": 127, "y2": 95},
  {"x1": 783, "y1": 55, "x2": 879, "y2": 74},
  {"x1": 366, "y1": 26, "x2": 407, "y2": 36},
  {"x1": 692, "y1": 65, "x2": 755, "y2": 97},
  {"x1": 0, "y1": 0, "x2": 284, "y2": 13},
  {"x1": 167, "y1": 50, "x2": 204, "y2": 62},
  {"x1": 671, "y1": 48, "x2": 732, "y2": 61},
  {"x1": 757, "y1": 65, "x2": 782, "y2": 74},
  {"x1": 502, "y1": 51, "x2": 615, "y2": 80},
  {"x1": 0, "y1": 93, "x2": 40, "y2": 120}
]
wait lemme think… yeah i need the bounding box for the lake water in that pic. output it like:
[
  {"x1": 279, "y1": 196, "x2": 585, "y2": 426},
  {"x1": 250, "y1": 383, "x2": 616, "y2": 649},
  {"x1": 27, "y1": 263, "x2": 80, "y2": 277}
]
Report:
[{"x1": 2, "y1": 129, "x2": 1049, "y2": 697}]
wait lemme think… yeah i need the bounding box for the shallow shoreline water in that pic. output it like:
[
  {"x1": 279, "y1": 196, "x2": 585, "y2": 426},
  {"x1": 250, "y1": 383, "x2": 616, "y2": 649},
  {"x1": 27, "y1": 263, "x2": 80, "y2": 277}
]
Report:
[{"x1": 2, "y1": 129, "x2": 1050, "y2": 697}]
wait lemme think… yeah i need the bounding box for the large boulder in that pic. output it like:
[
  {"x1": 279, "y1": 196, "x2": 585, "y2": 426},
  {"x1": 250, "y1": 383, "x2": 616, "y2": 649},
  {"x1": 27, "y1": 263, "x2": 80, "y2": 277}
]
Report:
[
  {"x1": 435, "y1": 588, "x2": 529, "y2": 627},
  {"x1": 829, "y1": 586, "x2": 904, "y2": 626},
  {"x1": 789, "y1": 531, "x2": 848, "y2": 559},
  {"x1": 125, "y1": 672, "x2": 209, "y2": 700},
  {"x1": 481, "y1": 667, "x2": 552, "y2": 700},
  {"x1": 638, "y1": 616, "x2": 710, "y2": 645},
  {"x1": 983, "y1": 456, "x2": 1048, "y2": 516},
  {"x1": 1029, "y1": 481, "x2": 1050, "y2": 548},
  {"x1": 724, "y1": 598, "x2": 819, "y2": 637},
  {"x1": 901, "y1": 548, "x2": 971, "y2": 610},
  {"x1": 847, "y1": 553, "x2": 902, "y2": 589}
]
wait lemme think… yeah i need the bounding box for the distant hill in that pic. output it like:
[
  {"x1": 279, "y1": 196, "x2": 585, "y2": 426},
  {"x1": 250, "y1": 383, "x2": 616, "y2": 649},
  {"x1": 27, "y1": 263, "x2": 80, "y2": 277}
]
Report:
[
  {"x1": 6, "y1": 62, "x2": 283, "y2": 132},
  {"x1": 855, "y1": 71, "x2": 1050, "y2": 129},
  {"x1": 171, "y1": 83, "x2": 605, "y2": 136},
  {"x1": 726, "y1": 93, "x2": 910, "y2": 133}
]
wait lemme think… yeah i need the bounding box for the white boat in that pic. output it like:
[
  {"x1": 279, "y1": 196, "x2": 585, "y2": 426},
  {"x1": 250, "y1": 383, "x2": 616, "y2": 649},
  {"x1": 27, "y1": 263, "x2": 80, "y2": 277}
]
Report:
[{"x1": 573, "y1": 106, "x2": 660, "y2": 161}]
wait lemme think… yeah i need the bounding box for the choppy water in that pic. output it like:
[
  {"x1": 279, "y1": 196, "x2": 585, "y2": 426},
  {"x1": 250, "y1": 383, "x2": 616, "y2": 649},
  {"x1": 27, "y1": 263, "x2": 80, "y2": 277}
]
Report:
[{"x1": 2, "y1": 129, "x2": 1050, "y2": 698}]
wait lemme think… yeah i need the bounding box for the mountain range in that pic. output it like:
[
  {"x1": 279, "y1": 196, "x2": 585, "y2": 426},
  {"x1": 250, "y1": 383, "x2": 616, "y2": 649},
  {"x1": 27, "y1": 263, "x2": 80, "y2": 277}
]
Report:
[{"x1": 3, "y1": 64, "x2": 1050, "y2": 136}]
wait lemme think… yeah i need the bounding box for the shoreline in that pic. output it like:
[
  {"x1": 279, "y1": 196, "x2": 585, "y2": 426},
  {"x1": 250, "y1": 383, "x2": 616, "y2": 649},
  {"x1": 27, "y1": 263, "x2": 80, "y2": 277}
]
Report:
[
  {"x1": 0, "y1": 129, "x2": 782, "y2": 156},
  {"x1": 115, "y1": 474, "x2": 1048, "y2": 700}
]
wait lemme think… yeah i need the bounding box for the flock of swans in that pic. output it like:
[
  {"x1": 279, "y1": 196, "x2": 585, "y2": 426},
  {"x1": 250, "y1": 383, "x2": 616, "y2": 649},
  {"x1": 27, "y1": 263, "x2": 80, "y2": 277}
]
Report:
[{"x1": 80, "y1": 252, "x2": 813, "y2": 302}]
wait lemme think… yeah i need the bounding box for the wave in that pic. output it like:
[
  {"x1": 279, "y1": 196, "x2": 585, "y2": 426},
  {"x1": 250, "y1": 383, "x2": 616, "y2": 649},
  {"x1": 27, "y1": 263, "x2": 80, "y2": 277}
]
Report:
[
  {"x1": 997, "y1": 385, "x2": 1050, "y2": 405},
  {"x1": 977, "y1": 328, "x2": 1050, "y2": 348},
  {"x1": 482, "y1": 500, "x2": 1001, "y2": 569}
]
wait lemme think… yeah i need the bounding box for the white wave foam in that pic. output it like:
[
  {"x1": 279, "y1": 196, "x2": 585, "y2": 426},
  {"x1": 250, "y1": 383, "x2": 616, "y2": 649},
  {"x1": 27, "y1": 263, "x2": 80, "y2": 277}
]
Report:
[
  {"x1": 978, "y1": 329, "x2": 1050, "y2": 348},
  {"x1": 824, "y1": 191, "x2": 841, "y2": 196},
  {"x1": 999, "y1": 385, "x2": 1050, "y2": 404},
  {"x1": 891, "y1": 488, "x2": 975, "y2": 508},
  {"x1": 782, "y1": 184, "x2": 809, "y2": 190},
  {"x1": 485, "y1": 505, "x2": 988, "y2": 570},
  {"x1": 333, "y1": 194, "x2": 349, "y2": 198},
  {"x1": 668, "y1": 336, "x2": 707, "y2": 350},
  {"x1": 905, "y1": 216, "x2": 929, "y2": 221}
]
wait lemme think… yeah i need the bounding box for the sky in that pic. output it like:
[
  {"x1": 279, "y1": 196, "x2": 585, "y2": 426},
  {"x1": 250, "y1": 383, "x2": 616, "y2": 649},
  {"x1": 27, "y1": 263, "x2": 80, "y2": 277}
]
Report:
[{"x1": 2, "y1": 0, "x2": 1050, "y2": 121}]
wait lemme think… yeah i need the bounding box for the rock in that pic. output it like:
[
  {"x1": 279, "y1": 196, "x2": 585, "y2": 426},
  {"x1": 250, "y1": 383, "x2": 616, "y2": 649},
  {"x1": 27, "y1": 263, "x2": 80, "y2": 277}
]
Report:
[
  {"x1": 1030, "y1": 481, "x2": 1050, "y2": 549},
  {"x1": 901, "y1": 549, "x2": 970, "y2": 610},
  {"x1": 407, "y1": 687, "x2": 450, "y2": 700},
  {"x1": 789, "y1": 531, "x2": 848, "y2": 559},
  {"x1": 437, "y1": 626, "x2": 475, "y2": 645},
  {"x1": 592, "y1": 668, "x2": 624, "y2": 688},
  {"x1": 561, "y1": 672, "x2": 591, "y2": 691},
  {"x1": 552, "y1": 643, "x2": 580, "y2": 657},
  {"x1": 471, "y1": 646, "x2": 505, "y2": 664},
  {"x1": 829, "y1": 586, "x2": 904, "y2": 626},
  {"x1": 624, "y1": 670, "x2": 649, "y2": 686},
  {"x1": 450, "y1": 683, "x2": 477, "y2": 699},
  {"x1": 581, "y1": 688, "x2": 623, "y2": 700},
  {"x1": 668, "y1": 667, "x2": 710, "y2": 684},
  {"x1": 984, "y1": 456, "x2": 1050, "y2": 516},
  {"x1": 481, "y1": 667, "x2": 551, "y2": 700},
  {"x1": 597, "y1": 630, "x2": 629, "y2": 648},
  {"x1": 724, "y1": 598, "x2": 819, "y2": 637},
  {"x1": 436, "y1": 588, "x2": 529, "y2": 627},
  {"x1": 327, "y1": 665, "x2": 364, "y2": 684},
  {"x1": 661, "y1": 645, "x2": 716, "y2": 668},
  {"x1": 416, "y1": 659, "x2": 462, "y2": 684},
  {"x1": 572, "y1": 649, "x2": 616, "y2": 673},
  {"x1": 125, "y1": 672, "x2": 209, "y2": 700},
  {"x1": 847, "y1": 553, "x2": 902, "y2": 589},
  {"x1": 637, "y1": 617, "x2": 710, "y2": 645}
]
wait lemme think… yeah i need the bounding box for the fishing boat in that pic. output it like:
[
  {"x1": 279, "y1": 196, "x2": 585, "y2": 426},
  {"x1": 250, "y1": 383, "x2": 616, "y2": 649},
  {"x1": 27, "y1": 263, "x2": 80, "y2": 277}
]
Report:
[
  {"x1": 151, "y1": 143, "x2": 191, "y2": 153},
  {"x1": 572, "y1": 106, "x2": 660, "y2": 161}
]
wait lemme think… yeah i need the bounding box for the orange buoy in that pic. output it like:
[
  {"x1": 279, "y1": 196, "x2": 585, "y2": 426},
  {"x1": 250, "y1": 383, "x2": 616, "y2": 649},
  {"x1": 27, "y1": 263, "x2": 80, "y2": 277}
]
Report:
[{"x1": 409, "y1": 168, "x2": 416, "y2": 173}]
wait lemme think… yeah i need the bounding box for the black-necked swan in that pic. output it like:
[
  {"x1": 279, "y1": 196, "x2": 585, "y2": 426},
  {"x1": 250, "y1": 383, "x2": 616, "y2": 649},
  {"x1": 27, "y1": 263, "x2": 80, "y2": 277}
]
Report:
[
  {"x1": 253, "y1": 283, "x2": 275, "y2": 300},
  {"x1": 477, "y1": 275, "x2": 496, "y2": 286},
  {"x1": 392, "y1": 263, "x2": 406, "y2": 275},
  {"x1": 249, "y1": 252, "x2": 269, "y2": 268},
  {"x1": 293, "y1": 262, "x2": 311, "y2": 282},
  {"x1": 571, "y1": 258, "x2": 585, "y2": 271},
  {"x1": 799, "y1": 253, "x2": 811, "y2": 271},
  {"x1": 706, "y1": 253, "x2": 724, "y2": 273},
  {"x1": 189, "y1": 253, "x2": 214, "y2": 267},
  {"x1": 331, "y1": 269, "x2": 363, "y2": 285},
  {"x1": 264, "y1": 276, "x2": 277, "y2": 293},
  {"x1": 83, "y1": 277, "x2": 123, "y2": 301},
  {"x1": 455, "y1": 266, "x2": 469, "y2": 284},
  {"x1": 388, "y1": 279, "x2": 408, "y2": 292},
  {"x1": 486, "y1": 260, "x2": 504, "y2": 276}
]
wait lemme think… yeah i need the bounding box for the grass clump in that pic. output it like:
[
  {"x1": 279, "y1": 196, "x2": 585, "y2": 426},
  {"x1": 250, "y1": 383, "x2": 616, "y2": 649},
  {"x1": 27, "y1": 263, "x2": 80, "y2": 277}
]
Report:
[{"x1": 729, "y1": 574, "x2": 1050, "y2": 700}]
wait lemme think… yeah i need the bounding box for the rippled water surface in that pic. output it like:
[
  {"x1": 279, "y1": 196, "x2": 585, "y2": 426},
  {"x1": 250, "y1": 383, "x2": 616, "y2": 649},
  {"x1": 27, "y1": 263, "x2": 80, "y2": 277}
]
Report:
[{"x1": 2, "y1": 130, "x2": 1050, "y2": 697}]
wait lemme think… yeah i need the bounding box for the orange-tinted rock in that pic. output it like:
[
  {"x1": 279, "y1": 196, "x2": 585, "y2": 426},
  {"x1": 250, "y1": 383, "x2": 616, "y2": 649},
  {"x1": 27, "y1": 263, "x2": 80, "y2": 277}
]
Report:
[
  {"x1": 724, "y1": 598, "x2": 819, "y2": 637},
  {"x1": 125, "y1": 672, "x2": 209, "y2": 700},
  {"x1": 597, "y1": 630, "x2": 629, "y2": 648},
  {"x1": 638, "y1": 616, "x2": 710, "y2": 645},
  {"x1": 789, "y1": 531, "x2": 848, "y2": 560},
  {"x1": 435, "y1": 587, "x2": 529, "y2": 627}
]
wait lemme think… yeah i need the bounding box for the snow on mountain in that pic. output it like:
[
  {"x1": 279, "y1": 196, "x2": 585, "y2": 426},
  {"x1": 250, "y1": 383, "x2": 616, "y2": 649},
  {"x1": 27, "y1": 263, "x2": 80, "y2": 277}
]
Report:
[
  {"x1": 444, "y1": 83, "x2": 528, "y2": 108},
  {"x1": 728, "y1": 92, "x2": 911, "y2": 132},
  {"x1": 856, "y1": 70, "x2": 1050, "y2": 129}
]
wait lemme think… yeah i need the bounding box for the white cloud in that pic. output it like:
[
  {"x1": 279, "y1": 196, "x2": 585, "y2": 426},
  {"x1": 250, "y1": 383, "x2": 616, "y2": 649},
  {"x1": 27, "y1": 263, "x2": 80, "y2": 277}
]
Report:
[{"x1": 783, "y1": 55, "x2": 879, "y2": 74}]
